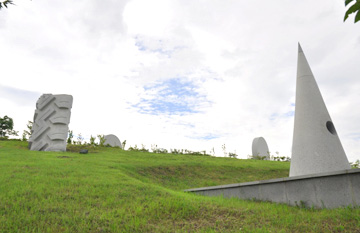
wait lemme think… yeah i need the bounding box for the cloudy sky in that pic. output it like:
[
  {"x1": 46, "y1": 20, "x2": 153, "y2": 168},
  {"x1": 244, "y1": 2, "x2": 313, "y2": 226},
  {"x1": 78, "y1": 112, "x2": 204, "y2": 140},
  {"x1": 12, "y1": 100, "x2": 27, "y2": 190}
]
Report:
[{"x1": 1, "y1": 0, "x2": 359, "y2": 161}]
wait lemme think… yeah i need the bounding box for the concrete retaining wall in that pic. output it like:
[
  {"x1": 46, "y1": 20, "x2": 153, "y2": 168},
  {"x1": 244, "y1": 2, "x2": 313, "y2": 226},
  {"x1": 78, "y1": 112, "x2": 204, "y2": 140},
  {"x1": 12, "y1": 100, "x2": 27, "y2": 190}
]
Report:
[{"x1": 184, "y1": 169, "x2": 360, "y2": 209}]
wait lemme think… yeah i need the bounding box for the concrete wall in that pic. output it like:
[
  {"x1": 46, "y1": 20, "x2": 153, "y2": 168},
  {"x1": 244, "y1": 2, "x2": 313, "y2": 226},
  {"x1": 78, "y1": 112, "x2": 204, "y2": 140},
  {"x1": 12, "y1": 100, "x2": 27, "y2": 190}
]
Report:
[{"x1": 184, "y1": 169, "x2": 360, "y2": 209}]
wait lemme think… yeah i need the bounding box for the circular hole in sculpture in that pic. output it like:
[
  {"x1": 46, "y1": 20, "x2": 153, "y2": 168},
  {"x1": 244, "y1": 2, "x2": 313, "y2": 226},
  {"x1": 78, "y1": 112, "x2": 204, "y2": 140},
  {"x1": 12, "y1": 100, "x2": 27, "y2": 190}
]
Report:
[{"x1": 326, "y1": 121, "x2": 337, "y2": 135}]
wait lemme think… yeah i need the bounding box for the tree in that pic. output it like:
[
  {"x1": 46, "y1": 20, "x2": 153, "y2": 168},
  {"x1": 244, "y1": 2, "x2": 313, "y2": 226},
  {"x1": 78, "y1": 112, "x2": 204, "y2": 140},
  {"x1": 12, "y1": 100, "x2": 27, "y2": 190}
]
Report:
[
  {"x1": 0, "y1": 115, "x2": 19, "y2": 138},
  {"x1": 67, "y1": 130, "x2": 74, "y2": 144},
  {"x1": 344, "y1": 0, "x2": 360, "y2": 23},
  {"x1": 0, "y1": 0, "x2": 14, "y2": 10},
  {"x1": 22, "y1": 120, "x2": 33, "y2": 141}
]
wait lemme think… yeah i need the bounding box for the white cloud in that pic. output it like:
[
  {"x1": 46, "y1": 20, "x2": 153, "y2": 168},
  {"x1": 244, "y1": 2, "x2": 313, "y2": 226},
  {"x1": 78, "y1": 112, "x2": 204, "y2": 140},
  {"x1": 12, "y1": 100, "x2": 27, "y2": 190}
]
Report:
[{"x1": 0, "y1": 0, "x2": 359, "y2": 163}]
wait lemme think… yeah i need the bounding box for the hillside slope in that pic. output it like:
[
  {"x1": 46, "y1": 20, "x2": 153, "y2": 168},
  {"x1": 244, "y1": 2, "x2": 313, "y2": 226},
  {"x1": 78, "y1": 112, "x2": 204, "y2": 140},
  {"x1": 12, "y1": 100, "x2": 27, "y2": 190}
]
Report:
[{"x1": 0, "y1": 141, "x2": 359, "y2": 232}]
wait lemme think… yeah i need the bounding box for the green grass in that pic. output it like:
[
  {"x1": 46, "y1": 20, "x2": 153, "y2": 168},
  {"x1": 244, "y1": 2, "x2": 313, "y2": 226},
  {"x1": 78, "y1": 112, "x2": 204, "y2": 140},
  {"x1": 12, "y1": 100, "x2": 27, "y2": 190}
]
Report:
[{"x1": 0, "y1": 140, "x2": 359, "y2": 232}]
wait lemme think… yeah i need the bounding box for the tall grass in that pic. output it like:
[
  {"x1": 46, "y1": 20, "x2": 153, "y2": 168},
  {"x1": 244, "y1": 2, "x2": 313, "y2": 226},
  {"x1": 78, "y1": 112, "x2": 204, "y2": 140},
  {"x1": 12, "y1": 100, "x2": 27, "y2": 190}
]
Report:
[{"x1": 0, "y1": 140, "x2": 359, "y2": 232}]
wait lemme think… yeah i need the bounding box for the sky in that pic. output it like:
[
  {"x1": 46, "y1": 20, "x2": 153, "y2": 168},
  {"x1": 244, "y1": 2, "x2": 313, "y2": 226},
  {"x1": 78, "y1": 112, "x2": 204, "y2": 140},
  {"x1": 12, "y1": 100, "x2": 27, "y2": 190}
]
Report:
[{"x1": 1, "y1": 0, "x2": 360, "y2": 161}]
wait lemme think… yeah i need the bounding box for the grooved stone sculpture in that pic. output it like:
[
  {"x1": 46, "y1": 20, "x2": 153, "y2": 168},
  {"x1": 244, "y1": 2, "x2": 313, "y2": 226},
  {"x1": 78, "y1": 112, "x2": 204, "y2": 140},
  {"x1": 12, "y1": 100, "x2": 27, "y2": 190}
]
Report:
[
  {"x1": 28, "y1": 94, "x2": 73, "y2": 152},
  {"x1": 104, "y1": 134, "x2": 122, "y2": 148},
  {"x1": 289, "y1": 44, "x2": 350, "y2": 177},
  {"x1": 252, "y1": 137, "x2": 270, "y2": 160}
]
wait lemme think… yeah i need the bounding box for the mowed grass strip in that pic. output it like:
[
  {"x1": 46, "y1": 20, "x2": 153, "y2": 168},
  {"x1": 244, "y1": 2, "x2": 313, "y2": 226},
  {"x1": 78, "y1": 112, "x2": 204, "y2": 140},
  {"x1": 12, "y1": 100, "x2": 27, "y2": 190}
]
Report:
[{"x1": 0, "y1": 140, "x2": 359, "y2": 232}]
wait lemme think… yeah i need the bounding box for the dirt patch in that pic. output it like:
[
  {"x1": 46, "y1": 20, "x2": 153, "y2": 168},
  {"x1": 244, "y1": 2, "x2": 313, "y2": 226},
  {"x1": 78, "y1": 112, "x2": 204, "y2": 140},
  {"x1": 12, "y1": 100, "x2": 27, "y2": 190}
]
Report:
[{"x1": 57, "y1": 156, "x2": 72, "y2": 159}]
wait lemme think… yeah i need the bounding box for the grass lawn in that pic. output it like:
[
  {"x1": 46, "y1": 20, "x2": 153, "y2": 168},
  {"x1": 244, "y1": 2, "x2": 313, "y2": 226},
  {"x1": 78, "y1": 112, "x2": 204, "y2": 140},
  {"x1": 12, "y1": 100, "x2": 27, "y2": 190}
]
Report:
[{"x1": 0, "y1": 140, "x2": 359, "y2": 232}]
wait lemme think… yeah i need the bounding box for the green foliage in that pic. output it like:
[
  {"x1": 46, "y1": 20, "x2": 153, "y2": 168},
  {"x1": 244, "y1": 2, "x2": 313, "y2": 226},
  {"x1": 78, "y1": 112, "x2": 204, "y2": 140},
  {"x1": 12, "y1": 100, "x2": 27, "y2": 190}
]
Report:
[
  {"x1": 1, "y1": 140, "x2": 360, "y2": 232},
  {"x1": 0, "y1": 137, "x2": 21, "y2": 141},
  {"x1": 0, "y1": 115, "x2": 18, "y2": 138},
  {"x1": 21, "y1": 121, "x2": 33, "y2": 141},
  {"x1": 66, "y1": 143, "x2": 100, "y2": 153},
  {"x1": 97, "y1": 134, "x2": 105, "y2": 147},
  {"x1": 248, "y1": 154, "x2": 268, "y2": 160},
  {"x1": 76, "y1": 133, "x2": 84, "y2": 145},
  {"x1": 151, "y1": 144, "x2": 168, "y2": 154},
  {"x1": 89, "y1": 135, "x2": 96, "y2": 146},
  {"x1": 221, "y1": 144, "x2": 227, "y2": 157},
  {"x1": 248, "y1": 151, "x2": 291, "y2": 162},
  {"x1": 184, "y1": 150, "x2": 209, "y2": 156},
  {"x1": 350, "y1": 159, "x2": 360, "y2": 168},
  {"x1": 228, "y1": 152, "x2": 238, "y2": 158},
  {"x1": 344, "y1": 0, "x2": 360, "y2": 23},
  {"x1": 210, "y1": 147, "x2": 215, "y2": 156},
  {"x1": 67, "y1": 130, "x2": 74, "y2": 144},
  {"x1": 128, "y1": 144, "x2": 149, "y2": 152},
  {"x1": 295, "y1": 200, "x2": 308, "y2": 209},
  {"x1": 273, "y1": 156, "x2": 291, "y2": 162},
  {"x1": 128, "y1": 144, "x2": 139, "y2": 151},
  {"x1": 121, "y1": 139, "x2": 126, "y2": 149},
  {"x1": 140, "y1": 144, "x2": 149, "y2": 152},
  {"x1": 0, "y1": 0, "x2": 14, "y2": 9},
  {"x1": 170, "y1": 148, "x2": 210, "y2": 156}
]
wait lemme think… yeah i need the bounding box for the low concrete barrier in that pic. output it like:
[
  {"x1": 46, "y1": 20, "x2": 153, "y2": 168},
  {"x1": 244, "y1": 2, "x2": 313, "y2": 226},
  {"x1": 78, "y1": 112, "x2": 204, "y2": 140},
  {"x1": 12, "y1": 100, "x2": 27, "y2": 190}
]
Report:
[{"x1": 184, "y1": 168, "x2": 360, "y2": 209}]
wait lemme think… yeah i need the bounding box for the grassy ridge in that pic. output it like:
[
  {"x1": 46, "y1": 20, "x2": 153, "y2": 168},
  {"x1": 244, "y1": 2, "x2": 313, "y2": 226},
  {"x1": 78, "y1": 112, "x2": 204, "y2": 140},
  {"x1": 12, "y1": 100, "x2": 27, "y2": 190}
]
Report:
[{"x1": 0, "y1": 141, "x2": 359, "y2": 232}]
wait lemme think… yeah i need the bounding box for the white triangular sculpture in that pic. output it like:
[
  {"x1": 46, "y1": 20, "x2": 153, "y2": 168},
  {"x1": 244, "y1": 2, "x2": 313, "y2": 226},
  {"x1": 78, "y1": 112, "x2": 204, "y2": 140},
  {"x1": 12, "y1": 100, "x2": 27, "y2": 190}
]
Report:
[{"x1": 289, "y1": 44, "x2": 350, "y2": 177}]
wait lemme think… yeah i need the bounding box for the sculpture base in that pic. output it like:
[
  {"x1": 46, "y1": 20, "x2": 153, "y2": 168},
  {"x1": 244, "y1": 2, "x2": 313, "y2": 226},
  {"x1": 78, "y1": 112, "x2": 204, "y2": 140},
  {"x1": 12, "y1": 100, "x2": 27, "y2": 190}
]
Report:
[{"x1": 185, "y1": 168, "x2": 360, "y2": 209}]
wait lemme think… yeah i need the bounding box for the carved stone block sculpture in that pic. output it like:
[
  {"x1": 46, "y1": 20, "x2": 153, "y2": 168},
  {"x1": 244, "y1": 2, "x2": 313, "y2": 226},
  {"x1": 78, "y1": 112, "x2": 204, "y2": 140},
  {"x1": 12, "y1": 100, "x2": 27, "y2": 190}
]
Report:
[{"x1": 28, "y1": 94, "x2": 73, "y2": 152}]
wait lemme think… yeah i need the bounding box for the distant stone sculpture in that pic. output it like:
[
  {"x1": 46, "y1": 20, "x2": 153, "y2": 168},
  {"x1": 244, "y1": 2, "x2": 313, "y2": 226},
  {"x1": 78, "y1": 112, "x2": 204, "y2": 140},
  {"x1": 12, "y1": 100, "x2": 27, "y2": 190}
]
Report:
[
  {"x1": 28, "y1": 94, "x2": 73, "y2": 152},
  {"x1": 252, "y1": 137, "x2": 270, "y2": 160},
  {"x1": 289, "y1": 44, "x2": 350, "y2": 177},
  {"x1": 104, "y1": 134, "x2": 122, "y2": 148}
]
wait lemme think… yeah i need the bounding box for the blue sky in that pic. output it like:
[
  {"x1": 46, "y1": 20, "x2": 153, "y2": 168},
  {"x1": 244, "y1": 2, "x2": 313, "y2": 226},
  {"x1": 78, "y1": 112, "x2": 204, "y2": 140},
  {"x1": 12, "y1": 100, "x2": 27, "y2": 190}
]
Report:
[
  {"x1": 0, "y1": 0, "x2": 360, "y2": 161},
  {"x1": 134, "y1": 37, "x2": 184, "y2": 58},
  {"x1": 132, "y1": 78, "x2": 210, "y2": 115}
]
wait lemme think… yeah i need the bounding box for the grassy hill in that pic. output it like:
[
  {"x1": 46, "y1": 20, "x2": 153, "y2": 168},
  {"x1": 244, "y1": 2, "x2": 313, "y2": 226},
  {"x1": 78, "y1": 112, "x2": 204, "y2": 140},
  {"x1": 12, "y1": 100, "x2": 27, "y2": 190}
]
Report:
[{"x1": 0, "y1": 140, "x2": 359, "y2": 232}]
